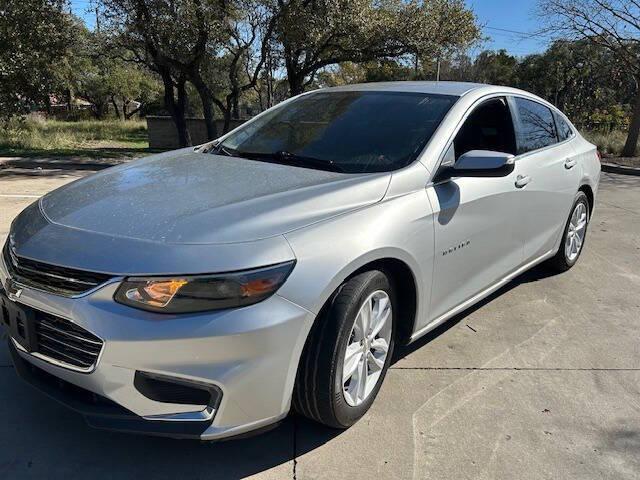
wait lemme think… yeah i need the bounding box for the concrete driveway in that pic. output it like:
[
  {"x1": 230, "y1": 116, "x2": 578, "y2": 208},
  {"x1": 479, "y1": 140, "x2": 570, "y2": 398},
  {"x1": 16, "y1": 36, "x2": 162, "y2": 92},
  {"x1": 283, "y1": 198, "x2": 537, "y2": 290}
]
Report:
[{"x1": 0, "y1": 164, "x2": 639, "y2": 479}]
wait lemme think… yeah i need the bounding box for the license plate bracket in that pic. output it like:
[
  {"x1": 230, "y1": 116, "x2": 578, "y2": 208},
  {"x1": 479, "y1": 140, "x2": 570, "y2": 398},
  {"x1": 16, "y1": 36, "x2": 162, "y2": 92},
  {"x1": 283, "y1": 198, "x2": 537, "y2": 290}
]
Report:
[{"x1": 0, "y1": 291, "x2": 38, "y2": 352}]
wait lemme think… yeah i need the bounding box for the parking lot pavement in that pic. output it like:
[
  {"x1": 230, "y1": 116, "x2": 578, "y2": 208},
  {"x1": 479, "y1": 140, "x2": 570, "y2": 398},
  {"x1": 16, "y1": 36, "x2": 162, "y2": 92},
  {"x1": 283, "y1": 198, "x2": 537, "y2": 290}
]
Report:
[{"x1": 0, "y1": 168, "x2": 639, "y2": 480}]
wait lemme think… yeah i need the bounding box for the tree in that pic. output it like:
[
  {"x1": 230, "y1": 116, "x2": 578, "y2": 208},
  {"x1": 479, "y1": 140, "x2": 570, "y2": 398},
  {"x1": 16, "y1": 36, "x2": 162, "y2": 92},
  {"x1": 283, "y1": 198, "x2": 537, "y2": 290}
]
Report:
[
  {"x1": 0, "y1": 0, "x2": 74, "y2": 122},
  {"x1": 204, "y1": 0, "x2": 281, "y2": 132},
  {"x1": 101, "y1": 0, "x2": 228, "y2": 145},
  {"x1": 50, "y1": 22, "x2": 162, "y2": 120},
  {"x1": 516, "y1": 40, "x2": 632, "y2": 129},
  {"x1": 539, "y1": 0, "x2": 640, "y2": 156},
  {"x1": 471, "y1": 50, "x2": 519, "y2": 86},
  {"x1": 275, "y1": 0, "x2": 480, "y2": 95}
]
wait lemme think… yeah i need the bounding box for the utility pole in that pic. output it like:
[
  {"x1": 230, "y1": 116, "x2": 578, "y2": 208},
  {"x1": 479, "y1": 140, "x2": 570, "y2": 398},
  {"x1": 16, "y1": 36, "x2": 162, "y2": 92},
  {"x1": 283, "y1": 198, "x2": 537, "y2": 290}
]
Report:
[
  {"x1": 436, "y1": 57, "x2": 441, "y2": 82},
  {"x1": 95, "y1": 7, "x2": 101, "y2": 33}
]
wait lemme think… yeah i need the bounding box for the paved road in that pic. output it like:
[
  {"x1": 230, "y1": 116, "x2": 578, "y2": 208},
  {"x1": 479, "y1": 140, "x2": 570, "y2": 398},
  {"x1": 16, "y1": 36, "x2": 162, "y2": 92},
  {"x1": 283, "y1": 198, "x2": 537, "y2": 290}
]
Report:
[{"x1": 0, "y1": 164, "x2": 639, "y2": 479}]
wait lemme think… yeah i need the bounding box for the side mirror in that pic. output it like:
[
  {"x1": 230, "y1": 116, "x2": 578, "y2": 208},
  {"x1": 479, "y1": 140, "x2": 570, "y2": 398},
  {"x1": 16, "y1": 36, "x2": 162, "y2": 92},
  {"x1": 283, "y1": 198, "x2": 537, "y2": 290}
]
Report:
[{"x1": 445, "y1": 150, "x2": 515, "y2": 178}]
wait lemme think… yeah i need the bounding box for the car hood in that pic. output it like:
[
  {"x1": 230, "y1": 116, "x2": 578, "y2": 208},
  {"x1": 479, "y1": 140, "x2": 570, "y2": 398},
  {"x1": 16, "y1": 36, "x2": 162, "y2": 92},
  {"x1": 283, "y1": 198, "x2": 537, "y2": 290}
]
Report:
[{"x1": 38, "y1": 149, "x2": 391, "y2": 244}]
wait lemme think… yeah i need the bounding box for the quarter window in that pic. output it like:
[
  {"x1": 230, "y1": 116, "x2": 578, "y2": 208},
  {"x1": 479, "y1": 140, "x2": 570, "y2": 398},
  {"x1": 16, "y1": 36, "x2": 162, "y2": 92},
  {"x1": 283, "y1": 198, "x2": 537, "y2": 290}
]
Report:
[
  {"x1": 554, "y1": 112, "x2": 573, "y2": 141},
  {"x1": 513, "y1": 97, "x2": 558, "y2": 154}
]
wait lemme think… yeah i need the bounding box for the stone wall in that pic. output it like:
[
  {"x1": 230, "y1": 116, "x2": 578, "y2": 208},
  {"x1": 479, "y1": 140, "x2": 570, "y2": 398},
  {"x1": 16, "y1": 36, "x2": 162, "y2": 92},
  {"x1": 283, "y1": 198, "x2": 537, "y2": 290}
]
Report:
[{"x1": 146, "y1": 116, "x2": 246, "y2": 149}]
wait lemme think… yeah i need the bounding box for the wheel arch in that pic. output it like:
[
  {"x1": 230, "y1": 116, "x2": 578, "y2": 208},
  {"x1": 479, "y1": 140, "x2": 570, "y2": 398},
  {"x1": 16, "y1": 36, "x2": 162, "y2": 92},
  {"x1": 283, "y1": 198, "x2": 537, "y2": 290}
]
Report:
[
  {"x1": 318, "y1": 255, "x2": 421, "y2": 346},
  {"x1": 578, "y1": 183, "x2": 595, "y2": 218}
]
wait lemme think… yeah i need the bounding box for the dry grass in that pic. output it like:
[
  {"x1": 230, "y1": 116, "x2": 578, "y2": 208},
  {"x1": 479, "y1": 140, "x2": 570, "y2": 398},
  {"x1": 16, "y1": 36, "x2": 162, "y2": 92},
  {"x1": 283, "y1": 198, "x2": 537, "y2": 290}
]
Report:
[
  {"x1": 0, "y1": 118, "x2": 149, "y2": 157},
  {"x1": 582, "y1": 129, "x2": 629, "y2": 157}
]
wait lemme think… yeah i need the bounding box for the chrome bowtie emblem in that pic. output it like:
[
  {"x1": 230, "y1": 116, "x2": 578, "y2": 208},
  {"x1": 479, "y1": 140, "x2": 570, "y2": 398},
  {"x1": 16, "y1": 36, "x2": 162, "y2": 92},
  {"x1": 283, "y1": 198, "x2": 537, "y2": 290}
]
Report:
[{"x1": 6, "y1": 279, "x2": 22, "y2": 301}]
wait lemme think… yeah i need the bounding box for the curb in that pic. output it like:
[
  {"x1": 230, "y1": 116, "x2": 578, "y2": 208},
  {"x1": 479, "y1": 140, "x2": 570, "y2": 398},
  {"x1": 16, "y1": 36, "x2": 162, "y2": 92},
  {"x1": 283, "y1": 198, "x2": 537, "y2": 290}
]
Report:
[{"x1": 601, "y1": 162, "x2": 640, "y2": 176}]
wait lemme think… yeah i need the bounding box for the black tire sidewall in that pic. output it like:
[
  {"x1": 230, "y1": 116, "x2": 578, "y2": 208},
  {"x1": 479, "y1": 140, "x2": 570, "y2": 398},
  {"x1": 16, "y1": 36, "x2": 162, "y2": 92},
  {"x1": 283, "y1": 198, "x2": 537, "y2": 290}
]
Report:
[{"x1": 330, "y1": 270, "x2": 396, "y2": 427}]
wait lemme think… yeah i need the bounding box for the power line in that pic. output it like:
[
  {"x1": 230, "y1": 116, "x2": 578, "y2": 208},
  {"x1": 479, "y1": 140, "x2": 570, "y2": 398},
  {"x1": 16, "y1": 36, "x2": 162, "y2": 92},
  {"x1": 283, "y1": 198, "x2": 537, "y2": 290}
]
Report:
[{"x1": 484, "y1": 25, "x2": 553, "y2": 39}]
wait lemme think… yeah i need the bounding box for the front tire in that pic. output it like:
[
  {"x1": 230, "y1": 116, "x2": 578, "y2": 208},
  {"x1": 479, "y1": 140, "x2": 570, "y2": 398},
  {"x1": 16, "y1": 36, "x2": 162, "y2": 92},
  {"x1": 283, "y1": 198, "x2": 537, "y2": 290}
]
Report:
[
  {"x1": 293, "y1": 270, "x2": 395, "y2": 428},
  {"x1": 547, "y1": 191, "x2": 590, "y2": 272}
]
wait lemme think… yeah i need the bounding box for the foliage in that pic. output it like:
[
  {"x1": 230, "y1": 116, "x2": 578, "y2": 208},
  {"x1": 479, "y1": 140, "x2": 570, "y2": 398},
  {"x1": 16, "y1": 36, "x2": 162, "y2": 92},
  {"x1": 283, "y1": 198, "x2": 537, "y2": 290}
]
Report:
[
  {"x1": 516, "y1": 40, "x2": 634, "y2": 130},
  {"x1": 275, "y1": 0, "x2": 480, "y2": 94},
  {"x1": 538, "y1": 0, "x2": 640, "y2": 155},
  {"x1": 0, "y1": 0, "x2": 74, "y2": 122}
]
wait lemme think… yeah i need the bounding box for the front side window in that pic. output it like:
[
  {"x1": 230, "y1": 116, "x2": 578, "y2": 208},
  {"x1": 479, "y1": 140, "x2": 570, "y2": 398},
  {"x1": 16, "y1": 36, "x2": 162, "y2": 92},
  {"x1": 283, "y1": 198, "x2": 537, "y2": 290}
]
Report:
[
  {"x1": 217, "y1": 91, "x2": 457, "y2": 173},
  {"x1": 513, "y1": 97, "x2": 558, "y2": 154},
  {"x1": 452, "y1": 97, "x2": 517, "y2": 161},
  {"x1": 554, "y1": 111, "x2": 573, "y2": 141}
]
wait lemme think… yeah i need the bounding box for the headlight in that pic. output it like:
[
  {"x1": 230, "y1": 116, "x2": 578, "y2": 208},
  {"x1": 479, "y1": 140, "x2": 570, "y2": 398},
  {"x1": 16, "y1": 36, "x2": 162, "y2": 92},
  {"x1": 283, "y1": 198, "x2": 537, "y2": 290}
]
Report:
[{"x1": 114, "y1": 261, "x2": 295, "y2": 314}]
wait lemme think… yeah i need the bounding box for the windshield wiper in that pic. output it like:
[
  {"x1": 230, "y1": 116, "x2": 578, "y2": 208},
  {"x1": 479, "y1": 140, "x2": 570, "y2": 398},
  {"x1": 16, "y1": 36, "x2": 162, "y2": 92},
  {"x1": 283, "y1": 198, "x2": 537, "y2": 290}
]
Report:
[
  {"x1": 211, "y1": 143, "x2": 237, "y2": 157},
  {"x1": 234, "y1": 150, "x2": 346, "y2": 173}
]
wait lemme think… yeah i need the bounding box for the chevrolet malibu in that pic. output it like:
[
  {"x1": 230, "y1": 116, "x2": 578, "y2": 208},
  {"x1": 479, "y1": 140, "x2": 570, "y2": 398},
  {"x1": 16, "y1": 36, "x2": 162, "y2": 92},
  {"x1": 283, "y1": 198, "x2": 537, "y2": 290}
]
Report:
[{"x1": 1, "y1": 82, "x2": 600, "y2": 439}]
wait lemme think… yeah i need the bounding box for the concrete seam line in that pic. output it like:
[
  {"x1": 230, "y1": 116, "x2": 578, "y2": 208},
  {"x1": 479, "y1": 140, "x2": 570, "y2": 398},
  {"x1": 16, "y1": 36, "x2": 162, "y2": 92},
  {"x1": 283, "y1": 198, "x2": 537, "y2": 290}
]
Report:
[
  {"x1": 292, "y1": 415, "x2": 298, "y2": 480},
  {"x1": 390, "y1": 367, "x2": 640, "y2": 371}
]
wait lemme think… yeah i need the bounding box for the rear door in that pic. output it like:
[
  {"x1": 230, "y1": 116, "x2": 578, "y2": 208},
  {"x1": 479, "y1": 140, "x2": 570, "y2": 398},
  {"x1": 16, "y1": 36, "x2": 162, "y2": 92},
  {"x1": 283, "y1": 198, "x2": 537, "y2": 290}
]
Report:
[{"x1": 508, "y1": 97, "x2": 581, "y2": 262}]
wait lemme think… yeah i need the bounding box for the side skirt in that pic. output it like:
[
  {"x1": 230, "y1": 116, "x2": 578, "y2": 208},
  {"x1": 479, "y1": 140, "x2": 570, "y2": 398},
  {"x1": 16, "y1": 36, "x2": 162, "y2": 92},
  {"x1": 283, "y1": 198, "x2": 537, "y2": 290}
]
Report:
[{"x1": 409, "y1": 249, "x2": 555, "y2": 344}]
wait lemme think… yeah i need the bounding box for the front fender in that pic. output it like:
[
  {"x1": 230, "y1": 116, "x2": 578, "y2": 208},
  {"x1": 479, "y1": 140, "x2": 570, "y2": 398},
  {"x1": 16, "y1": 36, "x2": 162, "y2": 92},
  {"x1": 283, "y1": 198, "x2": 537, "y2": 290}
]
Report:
[{"x1": 279, "y1": 190, "x2": 435, "y2": 331}]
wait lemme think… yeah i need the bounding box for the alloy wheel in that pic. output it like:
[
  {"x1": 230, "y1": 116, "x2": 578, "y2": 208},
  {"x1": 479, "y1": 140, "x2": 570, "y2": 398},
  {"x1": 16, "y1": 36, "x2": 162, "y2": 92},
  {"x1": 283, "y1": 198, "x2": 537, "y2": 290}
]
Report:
[
  {"x1": 565, "y1": 202, "x2": 587, "y2": 262},
  {"x1": 342, "y1": 290, "x2": 392, "y2": 407}
]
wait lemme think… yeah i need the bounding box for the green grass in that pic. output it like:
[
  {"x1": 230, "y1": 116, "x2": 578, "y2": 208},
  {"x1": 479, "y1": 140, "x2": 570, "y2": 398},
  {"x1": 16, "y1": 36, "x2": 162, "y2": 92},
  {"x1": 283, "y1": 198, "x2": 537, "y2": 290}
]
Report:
[
  {"x1": 582, "y1": 129, "x2": 629, "y2": 157},
  {"x1": 0, "y1": 118, "x2": 152, "y2": 159}
]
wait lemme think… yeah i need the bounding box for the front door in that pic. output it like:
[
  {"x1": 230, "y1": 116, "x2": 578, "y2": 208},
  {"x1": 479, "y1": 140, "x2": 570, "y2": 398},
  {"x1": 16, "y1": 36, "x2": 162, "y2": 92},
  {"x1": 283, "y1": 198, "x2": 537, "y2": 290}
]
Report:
[{"x1": 426, "y1": 97, "x2": 523, "y2": 323}]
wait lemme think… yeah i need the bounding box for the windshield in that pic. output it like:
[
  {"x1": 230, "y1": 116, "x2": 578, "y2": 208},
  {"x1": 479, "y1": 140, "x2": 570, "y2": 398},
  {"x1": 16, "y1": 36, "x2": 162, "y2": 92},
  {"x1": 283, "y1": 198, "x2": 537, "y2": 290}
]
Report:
[{"x1": 216, "y1": 90, "x2": 457, "y2": 173}]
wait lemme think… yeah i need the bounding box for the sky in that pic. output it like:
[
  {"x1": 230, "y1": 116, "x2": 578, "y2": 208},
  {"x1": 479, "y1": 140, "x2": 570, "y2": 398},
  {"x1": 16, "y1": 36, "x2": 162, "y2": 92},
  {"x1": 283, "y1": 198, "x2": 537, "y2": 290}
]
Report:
[
  {"x1": 466, "y1": 0, "x2": 553, "y2": 56},
  {"x1": 69, "y1": 0, "x2": 553, "y2": 58}
]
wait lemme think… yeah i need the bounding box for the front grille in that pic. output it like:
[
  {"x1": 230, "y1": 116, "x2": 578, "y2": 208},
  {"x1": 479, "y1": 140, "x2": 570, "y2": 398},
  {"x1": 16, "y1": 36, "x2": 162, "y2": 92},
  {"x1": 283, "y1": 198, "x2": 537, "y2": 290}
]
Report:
[
  {"x1": 2, "y1": 241, "x2": 113, "y2": 296},
  {"x1": 34, "y1": 312, "x2": 104, "y2": 370}
]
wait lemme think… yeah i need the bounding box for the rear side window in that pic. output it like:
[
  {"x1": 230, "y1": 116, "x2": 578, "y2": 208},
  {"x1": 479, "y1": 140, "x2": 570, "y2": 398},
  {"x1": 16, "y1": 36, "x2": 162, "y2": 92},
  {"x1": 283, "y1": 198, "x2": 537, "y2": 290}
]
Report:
[
  {"x1": 554, "y1": 112, "x2": 573, "y2": 141},
  {"x1": 513, "y1": 97, "x2": 558, "y2": 154}
]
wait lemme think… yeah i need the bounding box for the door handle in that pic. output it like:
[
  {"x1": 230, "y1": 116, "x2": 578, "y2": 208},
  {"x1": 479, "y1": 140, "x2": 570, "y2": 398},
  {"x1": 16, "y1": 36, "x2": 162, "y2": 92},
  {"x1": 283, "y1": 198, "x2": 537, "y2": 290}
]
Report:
[
  {"x1": 564, "y1": 157, "x2": 577, "y2": 169},
  {"x1": 515, "y1": 174, "x2": 531, "y2": 188}
]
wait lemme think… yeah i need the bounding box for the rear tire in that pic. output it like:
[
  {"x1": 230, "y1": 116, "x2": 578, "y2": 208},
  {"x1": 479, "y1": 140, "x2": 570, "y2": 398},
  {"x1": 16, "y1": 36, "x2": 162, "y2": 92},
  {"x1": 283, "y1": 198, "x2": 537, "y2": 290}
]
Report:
[
  {"x1": 546, "y1": 191, "x2": 590, "y2": 272},
  {"x1": 293, "y1": 270, "x2": 396, "y2": 428}
]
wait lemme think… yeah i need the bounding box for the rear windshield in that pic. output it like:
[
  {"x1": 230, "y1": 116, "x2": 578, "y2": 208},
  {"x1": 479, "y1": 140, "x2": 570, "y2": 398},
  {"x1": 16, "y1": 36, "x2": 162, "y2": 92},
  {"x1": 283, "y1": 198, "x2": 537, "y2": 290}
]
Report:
[{"x1": 217, "y1": 91, "x2": 457, "y2": 173}]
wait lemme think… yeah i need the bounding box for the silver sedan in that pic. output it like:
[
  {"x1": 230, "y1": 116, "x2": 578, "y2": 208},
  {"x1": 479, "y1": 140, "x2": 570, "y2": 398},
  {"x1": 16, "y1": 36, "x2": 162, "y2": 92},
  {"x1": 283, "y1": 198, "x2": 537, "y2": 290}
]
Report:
[{"x1": 0, "y1": 82, "x2": 600, "y2": 439}]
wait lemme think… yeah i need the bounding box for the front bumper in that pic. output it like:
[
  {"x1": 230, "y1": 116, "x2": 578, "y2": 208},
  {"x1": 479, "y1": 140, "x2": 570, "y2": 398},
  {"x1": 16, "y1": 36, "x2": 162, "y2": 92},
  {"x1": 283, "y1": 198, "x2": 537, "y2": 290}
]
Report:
[{"x1": 2, "y1": 273, "x2": 314, "y2": 439}]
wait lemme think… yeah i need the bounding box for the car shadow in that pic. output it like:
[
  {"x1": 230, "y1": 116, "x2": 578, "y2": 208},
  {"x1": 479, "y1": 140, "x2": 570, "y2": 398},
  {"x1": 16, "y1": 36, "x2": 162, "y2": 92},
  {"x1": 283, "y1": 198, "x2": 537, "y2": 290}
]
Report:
[{"x1": 392, "y1": 262, "x2": 558, "y2": 363}]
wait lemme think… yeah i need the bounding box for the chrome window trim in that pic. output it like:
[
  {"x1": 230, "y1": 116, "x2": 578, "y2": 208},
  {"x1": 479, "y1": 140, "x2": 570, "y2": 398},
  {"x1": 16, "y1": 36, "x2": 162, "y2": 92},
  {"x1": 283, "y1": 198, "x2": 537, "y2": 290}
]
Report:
[
  {"x1": 431, "y1": 92, "x2": 579, "y2": 180},
  {"x1": 432, "y1": 92, "x2": 514, "y2": 176}
]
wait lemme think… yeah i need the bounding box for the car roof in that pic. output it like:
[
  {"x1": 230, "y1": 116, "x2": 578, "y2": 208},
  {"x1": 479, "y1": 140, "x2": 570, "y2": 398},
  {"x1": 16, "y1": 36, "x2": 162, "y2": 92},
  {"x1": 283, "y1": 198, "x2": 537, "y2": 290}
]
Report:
[{"x1": 316, "y1": 81, "x2": 521, "y2": 98}]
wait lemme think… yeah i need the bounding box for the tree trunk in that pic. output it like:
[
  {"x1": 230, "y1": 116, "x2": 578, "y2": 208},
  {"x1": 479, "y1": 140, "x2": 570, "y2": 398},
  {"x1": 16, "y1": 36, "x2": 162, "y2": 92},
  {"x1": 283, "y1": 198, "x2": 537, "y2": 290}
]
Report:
[
  {"x1": 190, "y1": 75, "x2": 217, "y2": 141},
  {"x1": 622, "y1": 91, "x2": 640, "y2": 157},
  {"x1": 232, "y1": 96, "x2": 239, "y2": 120},
  {"x1": 66, "y1": 87, "x2": 74, "y2": 112},
  {"x1": 160, "y1": 69, "x2": 191, "y2": 147},
  {"x1": 111, "y1": 96, "x2": 121, "y2": 120},
  {"x1": 174, "y1": 78, "x2": 192, "y2": 147},
  {"x1": 125, "y1": 104, "x2": 143, "y2": 120},
  {"x1": 288, "y1": 73, "x2": 305, "y2": 96},
  {"x1": 223, "y1": 98, "x2": 233, "y2": 134},
  {"x1": 94, "y1": 102, "x2": 107, "y2": 119}
]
